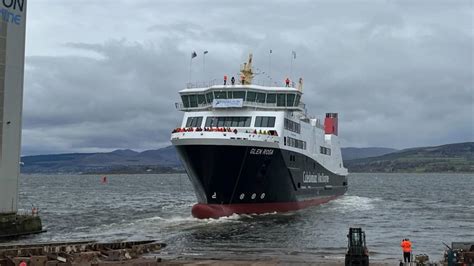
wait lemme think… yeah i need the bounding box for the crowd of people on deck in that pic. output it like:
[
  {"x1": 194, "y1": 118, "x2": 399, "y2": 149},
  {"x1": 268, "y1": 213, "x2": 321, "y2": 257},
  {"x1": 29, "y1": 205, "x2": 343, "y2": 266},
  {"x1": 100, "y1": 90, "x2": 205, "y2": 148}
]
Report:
[{"x1": 172, "y1": 127, "x2": 279, "y2": 136}]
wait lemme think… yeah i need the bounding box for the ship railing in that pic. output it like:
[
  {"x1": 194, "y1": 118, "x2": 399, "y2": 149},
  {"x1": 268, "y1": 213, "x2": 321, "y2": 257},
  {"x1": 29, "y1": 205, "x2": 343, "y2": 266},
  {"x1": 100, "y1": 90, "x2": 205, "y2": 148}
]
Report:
[
  {"x1": 243, "y1": 101, "x2": 278, "y2": 108},
  {"x1": 185, "y1": 79, "x2": 296, "y2": 89},
  {"x1": 242, "y1": 79, "x2": 296, "y2": 88},
  {"x1": 186, "y1": 79, "x2": 220, "y2": 89}
]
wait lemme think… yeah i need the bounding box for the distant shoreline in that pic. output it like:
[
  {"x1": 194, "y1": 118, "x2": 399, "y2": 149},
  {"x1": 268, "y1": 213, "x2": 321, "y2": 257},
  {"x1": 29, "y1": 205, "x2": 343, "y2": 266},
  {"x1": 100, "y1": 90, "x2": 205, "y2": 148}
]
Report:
[{"x1": 20, "y1": 142, "x2": 474, "y2": 174}]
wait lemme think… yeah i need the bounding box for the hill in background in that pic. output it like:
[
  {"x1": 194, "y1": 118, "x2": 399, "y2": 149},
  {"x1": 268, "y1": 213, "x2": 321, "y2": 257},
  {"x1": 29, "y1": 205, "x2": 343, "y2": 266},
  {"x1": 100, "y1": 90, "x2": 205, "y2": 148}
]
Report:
[
  {"x1": 21, "y1": 142, "x2": 473, "y2": 174},
  {"x1": 21, "y1": 146, "x2": 181, "y2": 174},
  {"x1": 341, "y1": 147, "x2": 397, "y2": 160},
  {"x1": 344, "y1": 142, "x2": 474, "y2": 173}
]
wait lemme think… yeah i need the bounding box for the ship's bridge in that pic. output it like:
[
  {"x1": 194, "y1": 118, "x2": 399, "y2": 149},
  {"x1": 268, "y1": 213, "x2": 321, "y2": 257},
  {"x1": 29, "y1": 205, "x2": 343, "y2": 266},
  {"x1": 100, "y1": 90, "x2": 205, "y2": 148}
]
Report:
[{"x1": 175, "y1": 84, "x2": 305, "y2": 112}]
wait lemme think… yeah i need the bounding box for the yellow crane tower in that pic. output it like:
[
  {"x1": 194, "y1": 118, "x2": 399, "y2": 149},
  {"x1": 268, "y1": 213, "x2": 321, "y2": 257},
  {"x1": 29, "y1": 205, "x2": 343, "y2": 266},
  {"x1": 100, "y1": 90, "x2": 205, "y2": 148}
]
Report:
[{"x1": 240, "y1": 53, "x2": 254, "y2": 85}]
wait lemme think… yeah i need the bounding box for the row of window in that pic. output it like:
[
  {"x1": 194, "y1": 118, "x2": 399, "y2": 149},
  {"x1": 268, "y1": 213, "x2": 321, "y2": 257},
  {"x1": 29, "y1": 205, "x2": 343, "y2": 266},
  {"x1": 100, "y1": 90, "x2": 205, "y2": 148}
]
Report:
[
  {"x1": 205, "y1": 116, "x2": 252, "y2": 127},
  {"x1": 284, "y1": 118, "x2": 301, "y2": 134},
  {"x1": 185, "y1": 117, "x2": 203, "y2": 127},
  {"x1": 186, "y1": 116, "x2": 277, "y2": 128},
  {"x1": 181, "y1": 91, "x2": 301, "y2": 108},
  {"x1": 254, "y1": 116, "x2": 276, "y2": 127},
  {"x1": 284, "y1": 137, "x2": 307, "y2": 150},
  {"x1": 320, "y1": 146, "x2": 331, "y2": 155},
  {"x1": 185, "y1": 118, "x2": 328, "y2": 156}
]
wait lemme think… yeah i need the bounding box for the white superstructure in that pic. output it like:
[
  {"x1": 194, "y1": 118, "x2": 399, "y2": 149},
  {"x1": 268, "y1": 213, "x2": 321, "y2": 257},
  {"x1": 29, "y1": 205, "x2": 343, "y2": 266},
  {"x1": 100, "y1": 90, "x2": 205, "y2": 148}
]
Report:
[
  {"x1": 0, "y1": 0, "x2": 27, "y2": 214},
  {"x1": 171, "y1": 84, "x2": 347, "y2": 176}
]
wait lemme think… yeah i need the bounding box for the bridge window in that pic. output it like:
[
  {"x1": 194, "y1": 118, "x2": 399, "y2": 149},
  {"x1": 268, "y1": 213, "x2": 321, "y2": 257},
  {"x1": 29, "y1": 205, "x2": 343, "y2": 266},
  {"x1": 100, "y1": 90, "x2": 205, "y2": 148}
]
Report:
[
  {"x1": 198, "y1": 95, "x2": 206, "y2": 105},
  {"x1": 246, "y1": 91, "x2": 256, "y2": 102},
  {"x1": 186, "y1": 116, "x2": 203, "y2": 127},
  {"x1": 232, "y1": 91, "x2": 246, "y2": 99},
  {"x1": 181, "y1": 95, "x2": 190, "y2": 108},
  {"x1": 255, "y1": 116, "x2": 276, "y2": 127},
  {"x1": 287, "y1": 94, "x2": 296, "y2": 106},
  {"x1": 277, "y1": 93, "x2": 286, "y2": 106},
  {"x1": 206, "y1": 92, "x2": 214, "y2": 103},
  {"x1": 205, "y1": 116, "x2": 251, "y2": 127},
  {"x1": 189, "y1": 95, "x2": 198, "y2": 107},
  {"x1": 295, "y1": 94, "x2": 301, "y2": 106},
  {"x1": 266, "y1": 93, "x2": 276, "y2": 104},
  {"x1": 214, "y1": 91, "x2": 227, "y2": 99},
  {"x1": 256, "y1": 93, "x2": 266, "y2": 103}
]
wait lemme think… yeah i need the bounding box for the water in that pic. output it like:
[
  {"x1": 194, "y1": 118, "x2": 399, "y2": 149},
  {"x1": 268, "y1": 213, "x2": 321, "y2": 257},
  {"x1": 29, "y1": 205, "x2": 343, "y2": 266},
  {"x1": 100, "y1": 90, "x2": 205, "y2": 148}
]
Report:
[{"x1": 4, "y1": 173, "x2": 473, "y2": 263}]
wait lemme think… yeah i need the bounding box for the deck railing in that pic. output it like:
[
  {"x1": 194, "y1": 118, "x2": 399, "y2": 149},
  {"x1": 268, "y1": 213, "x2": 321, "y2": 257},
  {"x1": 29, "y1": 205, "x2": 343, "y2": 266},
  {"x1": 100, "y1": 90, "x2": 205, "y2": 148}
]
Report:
[{"x1": 185, "y1": 79, "x2": 296, "y2": 89}]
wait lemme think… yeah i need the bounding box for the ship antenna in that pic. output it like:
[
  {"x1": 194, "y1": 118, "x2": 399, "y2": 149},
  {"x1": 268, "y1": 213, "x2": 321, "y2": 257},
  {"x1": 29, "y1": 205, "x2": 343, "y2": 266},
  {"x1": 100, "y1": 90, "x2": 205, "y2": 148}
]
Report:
[{"x1": 240, "y1": 53, "x2": 254, "y2": 85}]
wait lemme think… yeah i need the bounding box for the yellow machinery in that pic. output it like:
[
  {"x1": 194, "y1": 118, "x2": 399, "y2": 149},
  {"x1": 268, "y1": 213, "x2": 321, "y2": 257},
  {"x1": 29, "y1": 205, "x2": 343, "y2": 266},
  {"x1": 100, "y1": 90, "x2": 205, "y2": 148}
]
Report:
[{"x1": 240, "y1": 53, "x2": 254, "y2": 85}]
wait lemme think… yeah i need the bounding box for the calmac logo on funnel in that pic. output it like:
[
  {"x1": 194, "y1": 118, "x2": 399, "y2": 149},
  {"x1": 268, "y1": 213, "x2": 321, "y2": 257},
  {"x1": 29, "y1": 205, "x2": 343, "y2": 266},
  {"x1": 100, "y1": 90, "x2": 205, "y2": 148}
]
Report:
[{"x1": 1, "y1": 0, "x2": 25, "y2": 25}]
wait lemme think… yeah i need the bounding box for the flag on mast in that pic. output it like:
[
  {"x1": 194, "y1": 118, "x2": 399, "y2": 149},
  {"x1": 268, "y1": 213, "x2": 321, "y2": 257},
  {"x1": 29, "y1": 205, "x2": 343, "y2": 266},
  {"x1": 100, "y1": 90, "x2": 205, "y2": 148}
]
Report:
[
  {"x1": 191, "y1": 51, "x2": 197, "y2": 58},
  {"x1": 204, "y1": 50, "x2": 208, "y2": 54}
]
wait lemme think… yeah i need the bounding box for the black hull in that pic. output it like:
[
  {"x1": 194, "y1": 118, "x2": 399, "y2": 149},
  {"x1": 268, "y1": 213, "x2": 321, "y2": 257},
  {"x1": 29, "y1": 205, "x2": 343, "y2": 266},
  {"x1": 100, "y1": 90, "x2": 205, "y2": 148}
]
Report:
[{"x1": 175, "y1": 144, "x2": 347, "y2": 218}]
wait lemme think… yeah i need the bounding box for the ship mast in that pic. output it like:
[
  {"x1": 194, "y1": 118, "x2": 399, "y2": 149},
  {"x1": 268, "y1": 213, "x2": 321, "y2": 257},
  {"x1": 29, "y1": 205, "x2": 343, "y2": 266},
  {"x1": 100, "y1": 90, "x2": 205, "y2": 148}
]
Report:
[{"x1": 240, "y1": 53, "x2": 254, "y2": 85}]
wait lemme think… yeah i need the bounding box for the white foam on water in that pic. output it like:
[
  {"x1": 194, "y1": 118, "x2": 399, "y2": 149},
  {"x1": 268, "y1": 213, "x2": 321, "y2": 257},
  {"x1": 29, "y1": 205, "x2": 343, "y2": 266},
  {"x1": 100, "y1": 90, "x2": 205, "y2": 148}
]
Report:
[
  {"x1": 330, "y1": 195, "x2": 382, "y2": 212},
  {"x1": 130, "y1": 213, "x2": 247, "y2": 233},
  {"x1": 323, "y1": 255, "x2": 345, "y2": 260}
]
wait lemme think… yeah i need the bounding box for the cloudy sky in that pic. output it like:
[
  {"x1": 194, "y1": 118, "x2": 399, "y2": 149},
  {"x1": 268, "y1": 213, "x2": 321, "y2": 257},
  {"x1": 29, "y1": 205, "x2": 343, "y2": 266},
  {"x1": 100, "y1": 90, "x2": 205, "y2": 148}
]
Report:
[{"x1": 22, "y1": 0, "x2": 473, "y2": 155}]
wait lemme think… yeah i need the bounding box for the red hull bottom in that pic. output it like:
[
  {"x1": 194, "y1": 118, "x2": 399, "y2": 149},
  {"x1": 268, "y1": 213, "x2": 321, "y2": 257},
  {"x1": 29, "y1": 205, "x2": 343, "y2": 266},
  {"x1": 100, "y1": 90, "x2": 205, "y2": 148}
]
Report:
[{"x1": 191, "y1": 196, "x2": 340, "y2": 219}]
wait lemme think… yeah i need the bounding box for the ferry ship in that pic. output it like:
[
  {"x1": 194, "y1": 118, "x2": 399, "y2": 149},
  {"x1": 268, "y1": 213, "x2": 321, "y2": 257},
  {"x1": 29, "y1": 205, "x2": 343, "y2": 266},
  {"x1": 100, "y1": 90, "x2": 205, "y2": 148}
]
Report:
[{"x1": 171, "y1": 54, "x2": 348, "y2": 219}]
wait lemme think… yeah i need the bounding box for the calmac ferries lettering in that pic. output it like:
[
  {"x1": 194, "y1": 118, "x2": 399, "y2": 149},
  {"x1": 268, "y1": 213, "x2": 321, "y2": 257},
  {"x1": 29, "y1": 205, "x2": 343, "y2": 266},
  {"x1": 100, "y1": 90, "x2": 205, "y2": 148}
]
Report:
[
  {"x1": 1, "y1": 0, "x2": 24, "y2": 25},
  {"x1": 303, "y1": 172, "x2": 329, "y2": 183},
  {"x1": 250, "y1": 148, "x2": 274, "y2": 155}
]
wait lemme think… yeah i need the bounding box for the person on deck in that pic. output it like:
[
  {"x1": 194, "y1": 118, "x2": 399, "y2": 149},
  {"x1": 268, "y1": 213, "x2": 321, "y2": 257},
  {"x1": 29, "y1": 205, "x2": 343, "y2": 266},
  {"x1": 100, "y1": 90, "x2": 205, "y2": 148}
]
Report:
[
  {"x1": 231, "y1": 76, "x2": 235, "y2": 85},
  {"x1": 224, "y1": 75, "x2": 228, "y2": 85},
  {"x1": 241, "y1": 74, "x2": 245, "y2": 85},
  {"x1": 400, "y1": 238, "x2": 412, "y2": 263},
  {"x1": 285, "y1": 77, "x2": 290, "y2": 87}
]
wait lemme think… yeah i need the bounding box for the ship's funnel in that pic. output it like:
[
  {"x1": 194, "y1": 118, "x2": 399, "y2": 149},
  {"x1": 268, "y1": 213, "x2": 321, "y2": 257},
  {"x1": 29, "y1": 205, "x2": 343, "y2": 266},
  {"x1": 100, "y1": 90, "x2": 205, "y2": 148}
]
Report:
[{"x1": 324, "y1": 113, "x2": 338, "y2": 136}]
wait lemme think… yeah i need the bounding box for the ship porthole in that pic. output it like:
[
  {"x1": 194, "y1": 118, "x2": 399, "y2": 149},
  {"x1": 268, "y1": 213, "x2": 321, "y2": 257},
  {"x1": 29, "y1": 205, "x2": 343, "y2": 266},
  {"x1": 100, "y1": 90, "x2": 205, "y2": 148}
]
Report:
[
  {"x1": 251, "y1": 193, "x2": 256, "y2": 199},
  {"x1": 239, "y1": 193, "x2": 245, "y2": 200},
  {"x1": 260, "y1": 193, "x2": 265, "y2": 199}
]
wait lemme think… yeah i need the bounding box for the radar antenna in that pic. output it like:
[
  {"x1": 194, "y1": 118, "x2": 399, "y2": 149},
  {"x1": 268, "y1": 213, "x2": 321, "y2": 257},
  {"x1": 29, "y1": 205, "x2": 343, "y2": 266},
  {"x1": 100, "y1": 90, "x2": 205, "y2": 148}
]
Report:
[{"x1": 240, "y1": 53, "x2": 254, "y2": 85}]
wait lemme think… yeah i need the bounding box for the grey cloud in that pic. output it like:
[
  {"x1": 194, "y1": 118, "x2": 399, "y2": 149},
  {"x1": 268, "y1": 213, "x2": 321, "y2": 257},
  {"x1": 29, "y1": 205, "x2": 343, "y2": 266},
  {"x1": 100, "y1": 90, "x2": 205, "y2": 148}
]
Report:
[
  {"x1": 23, "y1": 39, "x2": 187, "y2": 154},
  {"x1": 21, "y1": 0, "x2": 473, "y2": 154}
]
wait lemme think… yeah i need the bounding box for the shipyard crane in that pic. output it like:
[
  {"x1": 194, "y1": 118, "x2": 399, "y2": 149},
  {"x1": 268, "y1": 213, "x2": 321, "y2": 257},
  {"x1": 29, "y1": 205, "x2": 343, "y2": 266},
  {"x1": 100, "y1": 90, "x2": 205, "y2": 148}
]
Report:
[{"x1": 240, "y1": 53, "x2": 254, "y2": 85}]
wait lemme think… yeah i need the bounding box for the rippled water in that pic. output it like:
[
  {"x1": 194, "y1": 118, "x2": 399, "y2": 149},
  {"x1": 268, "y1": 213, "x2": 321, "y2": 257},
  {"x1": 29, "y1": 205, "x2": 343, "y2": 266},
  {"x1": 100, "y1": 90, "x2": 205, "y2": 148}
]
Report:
[{"x1": 3, "y1": 173, "x2": 473, "y2": 263}]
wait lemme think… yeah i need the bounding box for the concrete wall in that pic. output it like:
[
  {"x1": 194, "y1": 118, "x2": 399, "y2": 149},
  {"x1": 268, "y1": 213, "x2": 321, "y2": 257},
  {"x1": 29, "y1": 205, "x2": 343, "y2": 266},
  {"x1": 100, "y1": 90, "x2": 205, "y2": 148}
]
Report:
[{"x1": 0, "y1": 0, "x2": 27, "y2": 214}]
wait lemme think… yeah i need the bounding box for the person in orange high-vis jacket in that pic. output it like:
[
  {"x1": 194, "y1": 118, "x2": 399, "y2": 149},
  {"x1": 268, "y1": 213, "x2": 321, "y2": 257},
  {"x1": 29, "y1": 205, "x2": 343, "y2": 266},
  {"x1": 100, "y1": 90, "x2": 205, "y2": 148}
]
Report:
[{"x1": 400, "y1": 238, "x2": 412, "y2": 263}]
